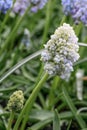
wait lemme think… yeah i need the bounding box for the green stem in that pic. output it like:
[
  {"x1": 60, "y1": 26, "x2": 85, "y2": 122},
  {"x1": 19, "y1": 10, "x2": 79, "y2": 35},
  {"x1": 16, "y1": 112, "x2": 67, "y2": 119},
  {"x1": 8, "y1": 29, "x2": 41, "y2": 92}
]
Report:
[
  {"x1": 7, "y1": 111, "x2": 14, "y2": 130},
  {"x1": 62, "y1": 86, "x2": 87, "y2": 129},
  {"x1": 67, "y1": 120, "x2": 72, "y2": 130},
  {"x1": 48, "y1": 76, "x2": 60, "y2": 109},
  {"x1": 13, "y1": 72, "x2": 49, "y2": 130},
  {"x1": 41, "y1": 0, "x2": 52, "y2": 47},
  {"x1": 60, "y1": 15, "x2": 66, "y2": 26},
  {"x1": 0, "y1": 5, "x2": 31, "y2": 55},
  {"x1": 0, "y1": 0, "x2": 16, "y2": 34},
  {"x1": 0, "y1": 10, "x2": 10, "y2": 34},
  {"x1": 38, "y1": 92, "x2": 46, "y2": 109},
  {"x1": 73, "y1": 22, "x2": 83, "y2": 36}
]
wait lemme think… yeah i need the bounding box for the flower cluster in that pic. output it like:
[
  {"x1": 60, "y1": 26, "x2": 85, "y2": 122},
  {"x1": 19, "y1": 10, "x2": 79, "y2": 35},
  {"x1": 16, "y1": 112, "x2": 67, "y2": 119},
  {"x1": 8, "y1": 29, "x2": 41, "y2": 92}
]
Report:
[
  {"x1": 30, "y1": 0, "x2": 48, "y2": 12},
  {"x1": 13, "y1": 0, "x2": 29, "y2": 15},
  {"x1": 61, "y1": 0, "x2": 74, "y2": 15},
  {"x1": 7, "y1": 90, "x2": 24, "y2": 112},
  {"x1": 41, "y1": 23, "x2": 80, "y2": 80},
  {"x1": 0, "y1": 0, "x2": 13, "y2": 13},
  {"x1": 13, "y1": 0, "x2": 48, "y2": 15},
  {"x1": 61, "y1": 0, "x2": 87, "y2": 25}
]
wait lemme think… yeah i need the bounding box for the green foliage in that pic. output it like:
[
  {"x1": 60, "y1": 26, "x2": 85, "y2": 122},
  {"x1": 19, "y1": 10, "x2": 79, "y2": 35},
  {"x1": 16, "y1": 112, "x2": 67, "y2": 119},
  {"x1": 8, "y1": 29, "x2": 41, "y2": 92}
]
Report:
[{"x1": 0, "y1": 0, "x2": 87, "y2": 130}]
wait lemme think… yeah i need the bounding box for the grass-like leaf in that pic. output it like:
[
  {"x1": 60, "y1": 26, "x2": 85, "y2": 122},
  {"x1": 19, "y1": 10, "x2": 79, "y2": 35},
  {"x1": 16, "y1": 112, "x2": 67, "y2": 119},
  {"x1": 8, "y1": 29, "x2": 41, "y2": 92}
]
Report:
[{"x1": 53, "y1": 109, "x2": 61, "y2": 130}]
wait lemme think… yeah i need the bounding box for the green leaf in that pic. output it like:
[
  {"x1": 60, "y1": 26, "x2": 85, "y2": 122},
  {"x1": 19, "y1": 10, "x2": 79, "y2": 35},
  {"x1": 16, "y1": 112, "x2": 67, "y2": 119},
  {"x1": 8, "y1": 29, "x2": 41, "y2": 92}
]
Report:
[
  {"x1": 0, "y1": 118, "x2": 6, "y2": 130},
  {"x1": 67, "y1": 120, "x2": 72, "y2": 130},
  {"x1": 81, "y1": 129, "x2": 87, "y2": 130},
  {"x1": 62, "y1": 86, "x2": 86, "y2": 129},
  {"x1": 28, "y1": 118, "x2": 52, "y2": 130},
  {"x1": 0, "y1": 122, "x2": 6, "y2": 130},
  {"x1": 53, "y1": 109, "x2": 61, "y2": 130},
  {"x1": 29, "y1": 109, "x2": 53, "y2": 121},
  {"x1": 0, "y1": 49, "x2": 43, "y2": 83}
]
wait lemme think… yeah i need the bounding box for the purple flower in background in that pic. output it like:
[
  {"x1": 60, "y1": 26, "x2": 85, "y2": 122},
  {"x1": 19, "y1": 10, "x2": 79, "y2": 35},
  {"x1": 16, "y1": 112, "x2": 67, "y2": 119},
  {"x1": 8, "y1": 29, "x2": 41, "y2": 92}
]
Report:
[
  {"x1": 13, "y1": 0, "x2": 29, "y2": 15},
  {"x1": 61, "y1": 0, "x2": 74, "y2": 15},
  {"x1": 0, "y1": 0, "x2": 13, "y2": 13},
  {"x1": 30, "y1": 0, "x2": 48, "y2": 12},
  {"x1": 13, "y1": 0, "x2": 48, "y2": 15},
  {"x1": 61, "y1": 0, "x2": 87, "y2": 25}
]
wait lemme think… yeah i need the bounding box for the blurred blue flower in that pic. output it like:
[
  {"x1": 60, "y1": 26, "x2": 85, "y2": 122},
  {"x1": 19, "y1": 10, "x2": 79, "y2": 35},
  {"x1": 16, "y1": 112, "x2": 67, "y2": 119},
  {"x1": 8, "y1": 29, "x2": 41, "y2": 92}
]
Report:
[
  {"x1": 0, "y1": 0, "x2": 13, "y2": 13},
  {"x1": 13, "y1": 0, "x2": 48, "y2": 15},
  {"x1": 61, "y1": 0, "x2": 74, "y2": 15},
  {"x1": 61, "y1": 0, "x2": 87, "y2": 25},
  {"x1": 13, "y1": 0, "x2": 29, "y2": 15},
  {"x1": 30, "y1": 0, "x2": 48, "y2": 12},
  {"x1": 21, "y1": 28, "x2": 31, "y2": 47}
]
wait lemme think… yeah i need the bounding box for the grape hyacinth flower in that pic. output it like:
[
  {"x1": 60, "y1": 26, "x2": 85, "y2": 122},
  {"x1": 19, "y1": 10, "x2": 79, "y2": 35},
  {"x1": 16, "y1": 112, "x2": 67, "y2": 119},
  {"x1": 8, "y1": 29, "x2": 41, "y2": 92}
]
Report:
[
  {"x1": 0, "y1": 0, "x2": 13, "y2": 13},
  {"x1": 7, "y1": 90, "x2": 24, "y2": 112},
  {"x1": 13, "y1": 0, "x2": 48, "y2": 15},
  {"x1": 61, "y1": 0, "x2": 87, "y2": 25},
  {"x1": 13, "y1": 0, "x2": 29, "y2": 15},
  {"x1": 61, "y1": 0, "x2": 74, "y2": 15},
  {"x1": 30, "y1": 0, "x2": 48, "y2": 12},
  {"x1": 41, "y1": 23, "x2": 80, "y2": 80}
]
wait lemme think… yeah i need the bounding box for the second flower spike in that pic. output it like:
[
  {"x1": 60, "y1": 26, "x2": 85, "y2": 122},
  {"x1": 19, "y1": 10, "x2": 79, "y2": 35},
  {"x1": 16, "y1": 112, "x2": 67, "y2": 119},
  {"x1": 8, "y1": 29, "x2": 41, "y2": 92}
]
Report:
[{"x1": 7, "y1": 90, "x2": 24, "y2": 112}]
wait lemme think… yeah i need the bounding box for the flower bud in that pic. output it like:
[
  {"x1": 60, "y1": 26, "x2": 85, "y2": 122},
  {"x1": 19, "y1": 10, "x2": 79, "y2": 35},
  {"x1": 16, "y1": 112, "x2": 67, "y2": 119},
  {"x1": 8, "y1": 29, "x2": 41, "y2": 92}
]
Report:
[{"x1": 7, "y1": 90, "x2": 24, "y2": 112}]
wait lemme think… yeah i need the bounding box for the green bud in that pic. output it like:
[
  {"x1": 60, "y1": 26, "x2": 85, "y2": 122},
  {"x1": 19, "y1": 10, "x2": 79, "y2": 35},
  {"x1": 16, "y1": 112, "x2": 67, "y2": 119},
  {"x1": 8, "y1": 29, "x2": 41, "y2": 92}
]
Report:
[{"x1": 7, "y1": 90, "x2": 24, "y2": 112}]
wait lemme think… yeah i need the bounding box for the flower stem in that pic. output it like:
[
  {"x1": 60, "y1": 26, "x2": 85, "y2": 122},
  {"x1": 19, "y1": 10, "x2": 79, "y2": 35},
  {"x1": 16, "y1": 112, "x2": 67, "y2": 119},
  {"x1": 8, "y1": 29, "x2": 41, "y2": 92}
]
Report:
[
  {"x1": 41, "y1": 0, "x2": 53, "y2": 47},
  {"x1": 13, "y1": 72, "x2": 49, "y2": 130},
  {"x1": 48, "y1": 76, "x2": 60, "y2": 109},
  {"x1": 73, "y1": 22, "x2": 83, "y2": 36},
  {"x1": 62, "y1": 86, "x2": 87, "y2": 129},
  {"x1": 7, "y1": 111, "x2": 14, "y2": 130},
  {"x1": 0, "y1": 5, "x2": 31, "y2": 55},
  {"x1": 0, "y1": 0, "x2": 16, "y2": 34},
  {"x1": 60, "y1": 15, "x2": 66, "y2": 26}
]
